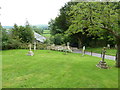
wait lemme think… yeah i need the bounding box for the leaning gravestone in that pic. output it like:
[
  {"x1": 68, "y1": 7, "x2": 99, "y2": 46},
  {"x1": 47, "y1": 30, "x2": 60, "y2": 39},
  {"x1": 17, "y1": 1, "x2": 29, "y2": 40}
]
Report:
[
  {"x1": 27, "y1": 44, "x2": 34, "y2": 56},
  {"x1": 96, "y1": 47, "x2": 108, "y2": 69},
  {"x1": 82, "y1": 46, "x2": 85, "y2": 56}
]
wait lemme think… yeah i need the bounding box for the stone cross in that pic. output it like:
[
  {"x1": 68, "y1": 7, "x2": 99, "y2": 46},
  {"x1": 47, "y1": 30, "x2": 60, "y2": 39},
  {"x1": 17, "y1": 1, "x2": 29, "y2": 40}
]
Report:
[
  {"x1": 27, "y1": 44, "x2": 34, "y2": 56},
  {"x1": 82, "y1": 46, "x2": 85, "y2": 56},
  {"x1": 34, "y1": 42, "x2": 36, "y2": 50},
  {"x1": 96, "y1": 47, "x2": 108, "y2": 69},
  {"x1": 102, "y1": 47, "x2": 106, "y2": 62}
]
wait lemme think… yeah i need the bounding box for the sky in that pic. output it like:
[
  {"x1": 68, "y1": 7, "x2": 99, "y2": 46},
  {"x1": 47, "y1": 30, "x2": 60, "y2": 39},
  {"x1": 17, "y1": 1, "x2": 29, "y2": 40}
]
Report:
[{"x1": 0, "y1": 0, "x2": 71, "y2": 26}]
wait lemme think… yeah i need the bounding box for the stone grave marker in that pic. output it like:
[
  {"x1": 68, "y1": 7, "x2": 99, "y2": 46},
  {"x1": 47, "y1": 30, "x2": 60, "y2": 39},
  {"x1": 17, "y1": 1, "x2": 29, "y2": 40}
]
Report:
[
  {"x1": 27, "y1": 44, "x2": 34, "y2": 56},
  {"x1": 107, "y1": 44, "x2": 110, "y2": 49},
  {"x1": 34, "y1": 42, "x2": 36, "y2": 50},
  {"x1": 67, "y1": 42, "x2": 72, "y2": 52},
  {"x1": 96, "y1": 47, "x2": 108, "y2": 69},
  {"x1": 67, "y1": 42, "x2": 70, "y2": 49},
  {"x1": 82, "y1": 46, "x2": 85, "y2": 56}
]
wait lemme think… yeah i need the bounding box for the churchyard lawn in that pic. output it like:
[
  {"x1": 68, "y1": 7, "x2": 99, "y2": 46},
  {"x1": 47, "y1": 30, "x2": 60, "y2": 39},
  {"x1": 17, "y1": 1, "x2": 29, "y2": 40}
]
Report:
[{"x1": 2, "y1": 49, "x2": 118, "y2": 88}]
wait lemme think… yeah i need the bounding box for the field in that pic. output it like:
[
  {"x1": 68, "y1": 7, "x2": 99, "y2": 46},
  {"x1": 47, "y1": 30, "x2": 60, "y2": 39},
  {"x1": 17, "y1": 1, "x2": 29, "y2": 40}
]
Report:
[
  {"x1": 43, "y1": 30, "x2": 51, "y2": 38},
  {"x1": 86, "y1": 47, "x2": 117, "y2": 56},
  {"x1": 2, "y1": 49, "x2": 118, "y2": 88}
]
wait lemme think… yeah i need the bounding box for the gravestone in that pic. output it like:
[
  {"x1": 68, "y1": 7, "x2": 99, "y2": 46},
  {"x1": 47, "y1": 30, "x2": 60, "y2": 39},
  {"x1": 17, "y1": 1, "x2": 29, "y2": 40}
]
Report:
[
  {"x1": 82, "y1": 46, "x2": 85, "y2": 56},
  {"x1": 67, "y1": 42, "x2": 70, "y2": 49},
  {"x1": 67, "y1": 42, "x2": 72, "y2": 52},
  {"x1": 96, "y1": 47, "x2": 108, "y2": 69},
  {"x1": 107, "y1": 44, "x2": 110, "y2": 49},
  {"x1": 27, "y1": 44, "x2": 34, "y2": 56},
  {"x1": 34, "y1": 42, "x2": 36, "y2": 50}
]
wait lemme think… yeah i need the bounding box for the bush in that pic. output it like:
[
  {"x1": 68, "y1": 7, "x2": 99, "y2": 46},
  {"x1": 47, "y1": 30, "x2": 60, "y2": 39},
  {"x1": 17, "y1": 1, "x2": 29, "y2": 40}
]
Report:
[
  {"x1": 44, "y1": 39, "x2": 51, "y2": 45},
  {"x1": 2, "y1": 37, "x2": 22, "y2": 50},
  {"x1": 49, "y1": 34, "x2": 65, "y2": 45}
]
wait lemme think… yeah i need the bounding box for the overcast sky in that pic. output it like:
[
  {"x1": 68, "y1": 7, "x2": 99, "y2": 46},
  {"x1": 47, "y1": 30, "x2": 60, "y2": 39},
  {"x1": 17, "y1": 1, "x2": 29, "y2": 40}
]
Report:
[{"x1": 0, "y1": 0, "x2": 71, "y2": 26}]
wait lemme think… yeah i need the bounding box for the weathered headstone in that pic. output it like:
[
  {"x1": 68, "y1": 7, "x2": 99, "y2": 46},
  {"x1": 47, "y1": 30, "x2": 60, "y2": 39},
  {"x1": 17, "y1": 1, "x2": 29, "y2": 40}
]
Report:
[
  {"x1": 107, "y1": 44, "x2": 110, "y2": 49},
  {"x1": 67, "y1": 42, "x2": 72, "y2": 52},
  {"x1": 34, "y1": 42, "x2": 36, "y2": 50},
  {"x1": 27, "y1": 44, "x2": 34, "y2": 56},
  {"x1": 96, "y1": 47, "x2": 108, "y2": 69},
  {"x1": 82, "y1": 46, "x2": 85, "y2": 56},
  {"x1": 67, "y1": 42, "x2": 70, "y2": 49}
]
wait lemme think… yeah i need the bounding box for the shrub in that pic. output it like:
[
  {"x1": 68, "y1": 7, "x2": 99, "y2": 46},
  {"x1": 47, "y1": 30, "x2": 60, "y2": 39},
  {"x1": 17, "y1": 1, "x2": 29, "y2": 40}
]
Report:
[{"x1": 49, "y1": 34, "x2": 64, "y2": 45}]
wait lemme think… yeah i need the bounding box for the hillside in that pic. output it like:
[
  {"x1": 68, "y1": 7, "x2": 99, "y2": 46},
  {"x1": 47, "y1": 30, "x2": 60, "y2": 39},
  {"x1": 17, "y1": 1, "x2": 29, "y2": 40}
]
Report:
[{"x1": 3, "y1": 24, "x2": 48, "y2": 29}]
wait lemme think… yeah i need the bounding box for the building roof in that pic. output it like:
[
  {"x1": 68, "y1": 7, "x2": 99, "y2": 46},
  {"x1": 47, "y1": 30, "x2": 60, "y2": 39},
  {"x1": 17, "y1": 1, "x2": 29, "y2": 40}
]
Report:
[{"x1": 34, "y1": 31, "x2": 46, "y2": 43}]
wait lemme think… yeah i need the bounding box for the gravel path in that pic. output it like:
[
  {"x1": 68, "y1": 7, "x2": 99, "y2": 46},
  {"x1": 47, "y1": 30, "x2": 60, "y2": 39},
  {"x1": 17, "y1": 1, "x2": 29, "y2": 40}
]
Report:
[{"x1": 73, "y1": 50, "x2": 115, "y2": 61}]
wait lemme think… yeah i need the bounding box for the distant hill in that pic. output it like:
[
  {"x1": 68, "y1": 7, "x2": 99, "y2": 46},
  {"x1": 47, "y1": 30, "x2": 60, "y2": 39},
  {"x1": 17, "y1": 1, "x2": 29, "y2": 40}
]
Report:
[
  {"x1": 34, "y1": 24, "x2": 48, "y2": 30},
  {"x1": 3, "y1": 24, "x2": 48, "y2": 30},
  {"x1": 3, "y1": 26, "x2": 13, "y2": 29}
]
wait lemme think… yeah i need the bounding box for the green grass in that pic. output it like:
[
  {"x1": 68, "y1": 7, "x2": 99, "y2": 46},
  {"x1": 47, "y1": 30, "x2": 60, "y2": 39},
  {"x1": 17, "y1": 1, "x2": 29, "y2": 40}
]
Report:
[
  {"x1": 2, "y1": 49, "x2": 118, "y2": 88},
  {"x1": 86, "y1": 47, "x2": 117, "y2": 56},
  {"x1": 43, "y1": 34, "x2": 51, "y2": 37},
  {"x1": 43, "y1": 30, "x2": 50, "y2": 34},
  {"x1": 43, "y1": 30, "x2": 51, "y2": 38}
]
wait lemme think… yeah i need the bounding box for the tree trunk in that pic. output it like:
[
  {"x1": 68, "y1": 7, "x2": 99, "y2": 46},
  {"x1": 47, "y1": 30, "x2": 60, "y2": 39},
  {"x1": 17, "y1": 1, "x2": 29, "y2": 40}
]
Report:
[
  {"x1": 116, "y1": 39, "x2": 120, "y2": 68},
  {"x1": 78, "y1": 38, "x2": 82, "y2": 49}
]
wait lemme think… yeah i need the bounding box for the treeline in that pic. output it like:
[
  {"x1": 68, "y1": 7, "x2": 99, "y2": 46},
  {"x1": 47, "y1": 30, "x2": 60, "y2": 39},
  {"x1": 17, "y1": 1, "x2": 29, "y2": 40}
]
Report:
[
  {"x1": 0, "y1": 22, "x2": 45, "y2": 50},
  {"x1": 48, "y1": 2, "x2": 119, "y2": 48}
]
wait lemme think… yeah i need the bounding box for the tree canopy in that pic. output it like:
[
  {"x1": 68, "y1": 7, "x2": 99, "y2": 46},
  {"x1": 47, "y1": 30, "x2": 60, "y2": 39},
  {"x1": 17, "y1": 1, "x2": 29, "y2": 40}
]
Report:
[{"x1": 48, "y1": 2, "x2": 120, "y2": 67}]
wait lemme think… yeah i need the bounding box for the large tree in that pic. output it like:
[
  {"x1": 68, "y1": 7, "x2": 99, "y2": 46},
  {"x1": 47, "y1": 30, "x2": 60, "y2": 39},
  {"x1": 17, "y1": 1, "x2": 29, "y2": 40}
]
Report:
[
  {"x1": 66, "y1": 2, "x2": 120, "y2": 67},
  {"x1": 12, "y1": 22, "x2": 34, "y2": 43},
  {"x1": 48, "y1": 2, "x2": 78, "y2": 35}
]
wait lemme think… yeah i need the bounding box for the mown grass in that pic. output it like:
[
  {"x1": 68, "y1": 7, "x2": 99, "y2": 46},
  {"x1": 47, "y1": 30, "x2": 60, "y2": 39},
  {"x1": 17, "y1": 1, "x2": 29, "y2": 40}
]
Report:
[
  {"x1": 86, "y1": 47, "x2": 117, "y2": 56},
  {"x1": 2, "y1": 49, "x2": 118, "y2": 88}
]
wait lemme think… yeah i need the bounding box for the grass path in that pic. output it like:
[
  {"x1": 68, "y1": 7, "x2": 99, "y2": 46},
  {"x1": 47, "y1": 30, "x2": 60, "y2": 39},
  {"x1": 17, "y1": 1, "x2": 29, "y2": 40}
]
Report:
[{"x1": 2, "y1": 49, "x2": 118, "y2": 88}]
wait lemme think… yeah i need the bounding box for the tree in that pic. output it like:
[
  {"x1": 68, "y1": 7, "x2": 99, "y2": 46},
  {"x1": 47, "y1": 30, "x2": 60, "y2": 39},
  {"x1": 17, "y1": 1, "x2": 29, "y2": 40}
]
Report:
[
  {"x1": 32, "y1": 26, "x2": 43, "y2": 34},
  {"x1": 1, "y1": 25, "x2": 9, "y2": 49},
  {"x1": 48, "y1": 2, "x2": 78, "y2": 35},
  {"x1": 66, "y1": 2, "x2": 120, "y2": 67},
  {"x1": 12, "y1": 23, "x2": 34, "y2": 43}
]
